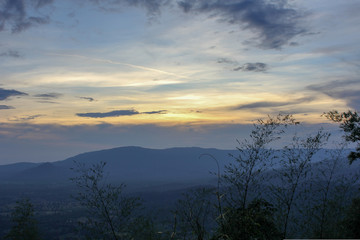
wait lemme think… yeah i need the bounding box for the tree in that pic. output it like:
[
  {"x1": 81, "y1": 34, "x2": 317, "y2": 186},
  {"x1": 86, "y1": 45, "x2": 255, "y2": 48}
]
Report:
[
  {"x1": 325, "y1": 110, "x2": 360, "y2": 163},
  {"x1": 173, "y1": 187, "x2": 215, "y2": 240},
  {"x1": 5, "y1": 198, "x2": 41, "y2": 240},
  {"x1": 212, "y1": 199, "x2": 281, "y2": 240},
  {"x1": 223, "y1": 114, "x2": 298, "y2": 210},
  {"x1": 71, "y1": 161, "x2": 141, "y2": 240},
  {"x1": 219, "y1": 114, "x2": 297, "y2": 239},
  {"x1": 304, "y1": 144, "x2": 360, "y2": 238},
  {"x1": 270, "y1": 130, "x2": 330, "y2": 238},
  {"x1": 342, "y1": 197, "x2": 360, "y2": 238}
]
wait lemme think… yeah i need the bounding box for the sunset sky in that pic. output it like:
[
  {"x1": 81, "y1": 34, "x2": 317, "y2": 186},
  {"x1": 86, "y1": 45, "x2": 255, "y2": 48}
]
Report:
[{"x1": 1, "y1": 0, "x2": 359, "y2": 164}]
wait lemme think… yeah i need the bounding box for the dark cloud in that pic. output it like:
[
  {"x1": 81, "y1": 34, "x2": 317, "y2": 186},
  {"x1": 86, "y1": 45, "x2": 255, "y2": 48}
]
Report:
[
  {"x1": 0, "y1": 0, "x2": 168, "y2": 33},
  {"x1": 0, "y1": 105, "x2": 14, "y2": 109},
  {"x1": 177, "y1": 0, "x2": 307, "y2": 49},
  {"x1": 307, "y1": 79, "x2": 360, "y2": 110},
  {"x1": 233, "y1": 97, "x2": 315, "y2": 110},
  {"x1": 77, "y1": 109, "x2": 168, "y2": 118},
  {"x1": 217, "y1": 57, "x2": 238, "y2": 65},
  {"x1": 0, "y1": 0, "x2": 51, "y2": 33},
  {"x1": 8, "y1": 114, "x2": 43, "y2": 121},
  {"x1": 0, "y1": 88, "x2": 28, "y2": 100},
  {"x1": 142, "y1": 110, "x2": 167, "y2": 114},
  {"x1": 80, "y1": 96, "x2": 95, "y2": 102},
  {"x1": 36, "y1": 101, "x2": 59, "y2": 104},
  {"x1": 0, "y1": 50, "x2": 21, "y2": 58},
  {"x1": 233, "y1": 62, "x2": 268, "y2": 72},
  {"x1": 34, "y1": 0, "x2": 54, "y2": 8},
  {"x1": 77, "y1": 109, "x2": 140, "y2": 118},
  {"x1": 34, "y1": 92, "x2": 62, "y2": 99},
  {"x1": 87, "y1": 0, "x2": 169, "y2": 17}
]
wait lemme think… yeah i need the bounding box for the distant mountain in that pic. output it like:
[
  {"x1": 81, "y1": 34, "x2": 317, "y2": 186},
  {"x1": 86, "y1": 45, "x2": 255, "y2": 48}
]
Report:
[
  {"x1": 1, "y1": 146, "x2": 358, "y2": 190},
  {"x1": 0, "y1": 146, "x2": 237, "y2": 187},
  {"x1": 0, "y1": 162, "x2": 40, "y2": 180}
]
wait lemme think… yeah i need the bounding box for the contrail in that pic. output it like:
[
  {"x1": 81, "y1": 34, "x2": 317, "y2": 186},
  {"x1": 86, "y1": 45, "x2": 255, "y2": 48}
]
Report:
[{"x1": 49, "y1": 53, "x2": 189, "y2": 79}]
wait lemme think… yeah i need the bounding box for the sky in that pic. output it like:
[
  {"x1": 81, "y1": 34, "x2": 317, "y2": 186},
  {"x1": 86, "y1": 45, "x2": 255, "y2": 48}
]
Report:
[{"x1": 0, "y1": 0, "x2": 359, "y2": 164}]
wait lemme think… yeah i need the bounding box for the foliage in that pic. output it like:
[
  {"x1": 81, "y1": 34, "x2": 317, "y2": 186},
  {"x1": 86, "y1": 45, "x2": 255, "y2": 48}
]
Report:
[
  {"x1": 223, "y1": 114, "x2": 298, "y2": 209},
  {"x1": 212, "y1": 199, "x2": 280, "y2": 240},
  {"x1": 342, "y1": 197, "x2": 360, "y2": 238},
  {"x1": 173, "y1": 187, "x2": 215, "y2": 240},
  {"x1": 5, "y1": 198, "x2": 41, "y2": 240},
  {"x1": 71, "y1": 161, "x2": 141, "y2": 240},
  {"x1": 325, "y1": 110, "x2": 360, "y2": 163},
  {"x1": 271, "y1": 129, "x2": 330, "y2": 238},
  {"x1": 302, "y1": 144, "x2": 359, "y2": 238}
]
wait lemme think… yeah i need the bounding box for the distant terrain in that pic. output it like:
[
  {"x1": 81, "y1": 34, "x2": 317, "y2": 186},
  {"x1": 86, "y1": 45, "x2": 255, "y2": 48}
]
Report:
[
  {"x1": 1, "y1": 146, "x2": 359, "y2": 239},
  {"x1": 0, "y1": 146, "x2": 238, "y2": 188}
]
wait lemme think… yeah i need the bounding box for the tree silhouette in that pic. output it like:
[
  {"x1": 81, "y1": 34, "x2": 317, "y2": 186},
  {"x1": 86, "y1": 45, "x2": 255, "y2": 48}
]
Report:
[
  {"x1": 325, "y1": 110, "x2": 360, "y2": 163},
  {"x1": 223, "y1": 114, "x2": 298, "y2": 209},
  {"x1": 212, "y1": 199, "x2": 280, "y2": 240},
  {"x1": 71, "y1": 161, "x2": 141, "y2": 240},
  {"x1": 5, "y1": 198, "x2": 41, "y2": 240}
]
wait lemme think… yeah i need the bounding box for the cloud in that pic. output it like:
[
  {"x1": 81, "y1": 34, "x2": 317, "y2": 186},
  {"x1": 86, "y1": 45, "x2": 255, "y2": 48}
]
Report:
[
  {"x1": 307, "y1": 79, "x2": 360, "y2": 110},
  {"x1": 233, "y1": 62, "x2": 268, "y2": 72},
  {"x1": 33, "y1": 92, "x2": 62, "y2": 99},
  {"x1": 232, "y1": 97, "x2": 315, "y2": 110},
  {"x1": 0, "y1": 0, "x2": 51, "y2": 33},
  {"x1": 34, "y1": 0, "x2": 54, "y2": 8},
  {"x1": 177, "y1": 0, "x2": 307, "y2": 49},
  {"x1": 0, "y1": 88, "x2": 28, "y2": 100},
  {"x1": 217, "y1": 57, "x2": 238, "y2": 65},
  {"x1": 87, "y1": 0, "x2": 168, "y2": 17},
  {"x1": 0, "y1": 50, "x2": 21, "y2": 58},
  {"x1": 77, "y1": 109, "x2": 167, "y2": 118},
  {"x1": 0, "y1": 105, "x2": 14, "y2": 109},
  {"x1": 0, "y1": 0, "x2": 166, "y2": 33},
  {"x1": 8, "y1": 114, "x2": 43, "y2": 121},
  {"x1": 80, "y1": 96, "x2": 95, "y2": 102},
  {"x1": 36, "y1": 100, "x2": 59, "y2": 104},
  {"x1": 77, "y1": 109, "x2": 140, "y2": 118},
  {"x1": 142, "y1": 110, "x2": 167, "y2": 114}
]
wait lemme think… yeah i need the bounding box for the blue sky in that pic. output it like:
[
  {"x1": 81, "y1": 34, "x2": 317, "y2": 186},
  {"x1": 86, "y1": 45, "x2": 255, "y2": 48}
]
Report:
[{"x1": 0, "y1": 0, "x2": 359, "y2": 164}]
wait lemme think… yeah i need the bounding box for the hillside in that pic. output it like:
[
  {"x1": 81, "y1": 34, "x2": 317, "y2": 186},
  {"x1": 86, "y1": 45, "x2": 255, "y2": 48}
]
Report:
[{"x1": 0, "y1": 146, "x2": 237, "y2": 187}]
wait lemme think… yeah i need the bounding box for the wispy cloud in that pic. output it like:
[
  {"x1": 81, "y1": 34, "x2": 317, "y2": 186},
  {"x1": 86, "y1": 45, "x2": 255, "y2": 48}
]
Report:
[
  {"x1": 217, "y1": 57, "x2": 238, "y2": 65},
  {"x1": 307, "y1": 79, "x2": 360, "y2": 110},
  {"x1": 177, "y1": 0, "x2": 307, "y2": 49},
  {"x1": 77, "y1": 109, "x2": 167, "y2": 118},
  {"x1": 50, "y1": 53, "x2": 189, "y2": 79},
  {"x1": 0, "y1": 88, "x2": 28, "y2": 100},
  {"x1": 0, "y1": 0, "x2": 50, "y2": 33},
  {"x1": 8, "y1": 114, "x2": 43, "y2": 121},
  {"x1": 0, "y1": 105, "x2": 14, "y2": 109},
  {"x1": 80, "y1": 96, "x2": 95, "y2": 102},
  {"x1": 232, "y1": 97, "x2": 315, "y2": 110},
  {"x1": 142, "y1": 110, "x2": 167, "y2": 114},
  {"x1": 87, "y1": 0, "x2": 168, "y2": 18},
  {"x1": 233, "y1": 62, "x2": 268, "y2": 72},
  {"x1": 33, "y1": 92, "x2": 62, "y2": 99},
  {"x1": 77, "y1": 110, "x2": 139, "y2": 118},
  {"x1": 0, "y1": 50, "x2": 22, "y2": 58}
]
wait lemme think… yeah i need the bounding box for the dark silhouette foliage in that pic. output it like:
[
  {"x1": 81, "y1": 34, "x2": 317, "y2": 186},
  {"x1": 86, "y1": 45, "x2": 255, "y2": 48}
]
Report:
[
  {"x1": 342, "y1": 197, "x2": 360, "y2": 238},
  {"x1": 71, "y1": 161, "x2": 141, "y2": 239},
  {"x1": 325, "y1": 110, "x2": 360, "y2": 163},
  {"x1": 213, "y1": 199, "x2": 280, "y2": 240},
  {"x1": 5, "y1": 198, "x2": 41, "y2": 240}
]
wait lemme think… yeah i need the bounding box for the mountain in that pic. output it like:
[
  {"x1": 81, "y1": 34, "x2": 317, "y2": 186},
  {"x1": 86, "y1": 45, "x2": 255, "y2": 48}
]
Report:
[
  {"x1": 0, "y1": 162, "x2": 40, "y2": 180},
  {"x1": 0, "y1": 146, "x2": 237, "y2": 187},
  {"x1": 1, "y1": 146, "x2": 358, "y2": 189}
]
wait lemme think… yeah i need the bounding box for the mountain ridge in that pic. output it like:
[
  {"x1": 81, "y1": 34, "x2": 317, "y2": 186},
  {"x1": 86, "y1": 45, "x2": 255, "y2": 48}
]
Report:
[{"x1": 0, "y1": 146, "x2": 237, "y2": 186}]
